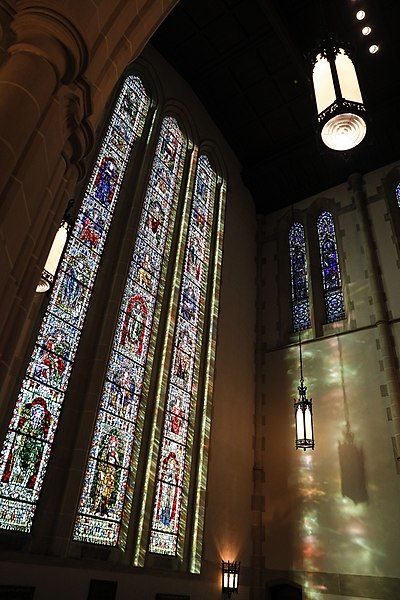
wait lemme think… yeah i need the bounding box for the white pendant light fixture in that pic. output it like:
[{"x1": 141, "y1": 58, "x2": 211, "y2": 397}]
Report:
[{"x1": 311, "y1": 41, "x2": 367, "y2": 152}]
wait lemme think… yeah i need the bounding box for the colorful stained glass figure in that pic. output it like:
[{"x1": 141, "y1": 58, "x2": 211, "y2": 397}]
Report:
[
  {"x1": 317, "y1": 211, "x2": 345, "y2": 323},
  {"x1": 396, "y1": 183, "x2": 400, "y2": 208},
  {"x1": 0, "y1": 76, "x2": 150, "y2": 532},
  {"x1": 73, "y1": 117, "x2": 186, "y2": 546},
  {"x1": 289, "y1": 223, "x2": 311, "y2": 332},
  {"x1": 149, "y1": 155, "x2": 217, "y2": 556}
]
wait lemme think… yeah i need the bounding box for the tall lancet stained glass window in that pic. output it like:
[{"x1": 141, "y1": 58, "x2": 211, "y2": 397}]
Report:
[
  {"x1": 73, "y1": 117, "x2": 186, "y2": 546},
  {"x1": 149, "y1": 155, "x2": 217, "y2": 556},
  {"x1": 289, "y1": 223, "x2": 311, "y2": 332},
  {"x1": 0, "y1": 76, "x2": 150, "y2": 532},
  {"x1": 317, "y1": 211, "x2": 345, "y2": 323},
  {"x1": 396, "y1": 183, "x2": 400, "y2": 207}
]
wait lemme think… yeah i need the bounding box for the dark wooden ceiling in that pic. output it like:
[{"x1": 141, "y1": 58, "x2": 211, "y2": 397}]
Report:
[{"x1": 152, "y1": 0, "x2": 400, "y2": 213}]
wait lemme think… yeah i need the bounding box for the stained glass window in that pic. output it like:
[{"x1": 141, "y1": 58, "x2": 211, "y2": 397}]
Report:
[
  {"x1": 149, "y1": 154, "x2": 217, "y2": 556},
  {"x1": 73, "y1": 117, "x2": 186, "y2": 546},
  {"x1": 317, "y1": 211, "x2": 345, "y2": 323},
  {"x1": 289, "y1": 222, "x2": 311, "y2": 332},
  {"x1": 396, "y1": 183, "x2": 400, "y2": 207},
  {"x1": 0, "y1": 76, "x2": 150, "y2": 533}
]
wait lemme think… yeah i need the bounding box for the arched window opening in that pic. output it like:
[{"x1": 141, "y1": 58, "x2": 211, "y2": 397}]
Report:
[
  {"x1": 73, "y1": 116, "x2": 187, "y2": 547},
  {"x1": 0, "y1": 75, "x2": 151, "y2": 533},
  {"x1": 148, "y1": 154, "x2": 218, "y2": 556},
  {"x1": 289, "y1": 223, "x2": 311, "y2": 332},
  {"x1": 317, "y1": 211, "x2": 345, "y2": 323}
]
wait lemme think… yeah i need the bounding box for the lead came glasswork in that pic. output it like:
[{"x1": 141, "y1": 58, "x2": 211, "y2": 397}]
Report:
[
  {"x1": 0, "y1": 76, "x2": 150, "y2": 532},
  {"x1": 289, "y1": 223, "x2": 311, "y2": 332},
  {"x1": 396, "y1": 183, "x2": 400, "y2": 208},
  {"x1": 317, "y1": 211, "x2": 345, "y2": 323},
  {"x1": 73, "y1": 117, "x2": 186, "y2": 546},
  {"x1": 149, "y1": 155, "x2": 217, "y2": 556}
]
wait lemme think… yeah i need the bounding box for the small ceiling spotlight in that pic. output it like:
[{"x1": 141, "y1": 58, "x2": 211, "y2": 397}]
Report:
[
  {"x1": 356, "y1": 10, "x2": 366, "y2": 20},
  {"x1": 369, "y1": 44, "x2": 379, "y2": 54},
  {"x1": 362, "y1": 26, "x2": 371, "y2": 35}
]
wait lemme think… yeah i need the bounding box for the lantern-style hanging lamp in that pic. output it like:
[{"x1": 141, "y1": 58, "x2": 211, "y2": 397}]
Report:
[
  {"x1": 36, "y1": 200, "x2": 74, "y2": 293},
  {"x1": 311, "y1": 40, "x2": 367, "y2": 152},
  {"x1": 294, "y1": 332, "x2": 315, "y2": 450},
  {"x1": 221, "y1": 561, "x2": 240, "y2": 598}
]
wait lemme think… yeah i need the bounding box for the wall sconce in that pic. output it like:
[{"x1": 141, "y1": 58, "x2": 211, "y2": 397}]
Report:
[
  {"x1": 221, "y1": 561, "x2": 240, "y2": 597},
  {"x1": 294, "y1": 332, "x2": 315, "y2": 450},
  {"x1": 36, "y1": 199, "x2": 74, "y2": 293},
  {"x1": 311, "y1": 40, "x2": 367, "y2": 151}
]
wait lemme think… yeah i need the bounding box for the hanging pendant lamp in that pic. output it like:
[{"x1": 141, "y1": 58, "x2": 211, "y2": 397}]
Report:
[
  {"x1": 294, "y1": 331, "x2": 315, "y2": 450},
  {"x1": 311, "y1": 39, "x2": 367, "y2": 152}
]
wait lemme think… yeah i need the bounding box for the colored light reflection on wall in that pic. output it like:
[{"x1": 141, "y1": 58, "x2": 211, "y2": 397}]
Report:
[{"x1": 285, "y1": 334, "x2": 384, "y2": 596}]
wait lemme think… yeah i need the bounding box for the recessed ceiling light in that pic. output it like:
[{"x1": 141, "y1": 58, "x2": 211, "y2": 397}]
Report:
[
  {"x1": 362, "y1": 26, "x2": 371, "y2": 35},
  {"x1": 356, "y1": 10, "x2": 366, "y2": 20},
  {"x1": 369, "y1": 44, "x2": 379, "y2": 54}
]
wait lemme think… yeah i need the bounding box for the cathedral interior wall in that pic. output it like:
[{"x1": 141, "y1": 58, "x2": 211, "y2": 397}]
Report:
[
  {"x1": 0, "y1": 45, "x2": 256, "y2": 600},
  {"x1": 259, "y1": 160, "x2": 400, "y2": 599}
]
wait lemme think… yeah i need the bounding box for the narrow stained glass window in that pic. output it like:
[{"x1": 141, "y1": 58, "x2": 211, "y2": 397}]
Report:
[
  {"x1": 149, "y1": 154, "x2": 217, "y2": 556},
  {"x1": 0, "y1": 76, "x2": 150, "y2": 532},
  {"x1": 73, "y1": 117, "x2": 186, "y2": 546},
  {"x1": 317, "y1": 211, "x2": 345, "y2": 323},
  {"x1": 289, "y1": 222, "x2": 311, "y2": 332},
  {"x1": 396, "y1": 183, "x2": 400, "y2": 207}
]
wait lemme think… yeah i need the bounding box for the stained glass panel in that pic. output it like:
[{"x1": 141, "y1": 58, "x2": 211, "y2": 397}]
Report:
[
  {"x1": 73, "y1": 117, "x2": 186, "y2": 546},
  {"x1": 0, "y1": 76, "x2": 150, "y2": 532},
  {"x1": 396, "y1": 183, "x2": 400, "y2": 207},
  {"x1": 317, "y1": 211, "x2": 345, "y2": 323},
  {"x1": 149, "y1": 155, "x2": 217, "y2": 556},
  {"x1": 289, "y1": 223, "x2": 311, "y2": 332}
]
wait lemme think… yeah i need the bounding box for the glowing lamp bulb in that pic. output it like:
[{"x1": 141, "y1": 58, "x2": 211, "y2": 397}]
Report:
[
  {"x1": 362, "y1": 26, "x2": 371, "y2": 35},
  {"x1": 356, "y1": 10, "x2": 366, "y2": 20},
  {"x1": 369, "y1": 44, "x2": 379, "y2": 54},
  {"x1": 321, "y1": 113, "x2": 366, "y2": 151},
  {"x1": 36, "y1": 222, "x2": 69, "y2": 293}
]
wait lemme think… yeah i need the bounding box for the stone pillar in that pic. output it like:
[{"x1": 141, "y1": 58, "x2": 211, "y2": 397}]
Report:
[
  {"x1": 0, "y1": 0, "x2": 179, "y2": 396},
  {"x1": 349, "y1": 173, "x2": 400, "y2": 470},
  {"x1": 251, "y1": 218, "x2": 266, "y2": 600}
]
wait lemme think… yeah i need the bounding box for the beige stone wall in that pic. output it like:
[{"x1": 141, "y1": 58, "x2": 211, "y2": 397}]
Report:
[{"x1": 259, "y1": 160, "x2": 400, "y2": 599}]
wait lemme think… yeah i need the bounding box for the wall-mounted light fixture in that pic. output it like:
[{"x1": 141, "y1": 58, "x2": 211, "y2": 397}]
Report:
[
  {"x1": 294, "y1": 332, "x2": 315, "y2": 451},
  {"x1": 221, "y1": 561, "x2": 240, "y2": 598},
  {"x1": 311, "y1": 40, "x2": 367, "y2": 151},
  {"x1": 36, "y1": 200, "x2": 74, "y2": 293}
]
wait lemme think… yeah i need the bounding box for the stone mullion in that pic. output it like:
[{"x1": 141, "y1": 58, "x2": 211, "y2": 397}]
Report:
[{"x1": 188, "y1": 176, "x2": 226, "y2": 574}]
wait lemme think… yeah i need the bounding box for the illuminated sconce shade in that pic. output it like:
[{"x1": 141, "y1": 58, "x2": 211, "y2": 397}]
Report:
[
  {"x1": 36, "y1": 222, "x2": 69, "y2": 293},
  {"x1": 294, "y1": 333, "x2": 315, "y2": 450},
  {"x1": 356, "y1": 10, "x2": 366, "y2": 20},
  {"x1": 312, "y1": 44, "x2": 367, "y2": 151},
  {"x1": 362, "y1": 26, "x2": 371, "y2": 36},
  {"x1": 222, "y1": 561, "x2": 240, "y2": 597},
  {"x1": 369, "y1": 44, "x2": 379, "y2": 54}
]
